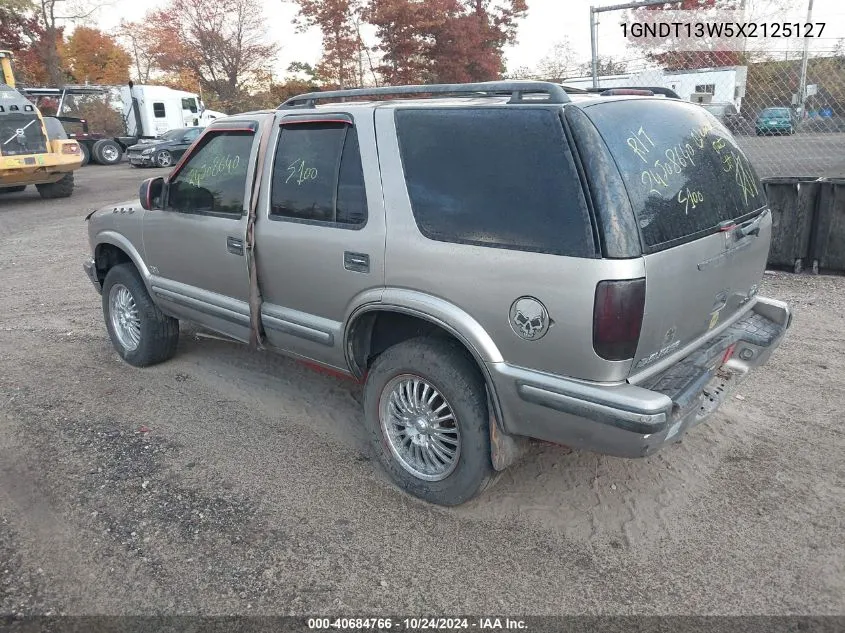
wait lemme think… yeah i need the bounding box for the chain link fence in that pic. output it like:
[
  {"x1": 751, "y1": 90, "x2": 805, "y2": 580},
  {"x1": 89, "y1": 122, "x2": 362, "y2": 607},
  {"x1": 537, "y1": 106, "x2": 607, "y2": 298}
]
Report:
[{"x1": 563, "y1": 50, "x2": 845, "y2": 179}]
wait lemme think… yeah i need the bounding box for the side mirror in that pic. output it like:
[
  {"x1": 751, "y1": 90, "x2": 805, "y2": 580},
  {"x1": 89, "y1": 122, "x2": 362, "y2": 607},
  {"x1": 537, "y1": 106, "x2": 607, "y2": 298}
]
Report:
[{"x1": 139, "y1": 176, "x2": 165, "y2": 210}]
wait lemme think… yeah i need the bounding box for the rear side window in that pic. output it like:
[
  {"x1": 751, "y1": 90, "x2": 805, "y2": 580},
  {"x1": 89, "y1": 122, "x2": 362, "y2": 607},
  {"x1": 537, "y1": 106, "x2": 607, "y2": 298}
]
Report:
[
  {"x1": 153, "y1": 102, "x2": 166, "y2": 118},
  {"x1": 395, "y1": 108, "x2": 595, "y2": 257},
  {"x1": 270, "y1": 122, "x2": 367, "y2": 227},
  {"x1": 583, "y1": 100, "x2": 766, "y2": 251}
]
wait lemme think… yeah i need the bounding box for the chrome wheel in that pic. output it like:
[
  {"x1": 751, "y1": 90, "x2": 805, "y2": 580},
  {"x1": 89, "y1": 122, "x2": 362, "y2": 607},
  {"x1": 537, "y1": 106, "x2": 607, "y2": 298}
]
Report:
[
  {"x1": 101, "y1": 144, "x2": 119, "y2": 163},
  {"x1": 108, "y1": 284, "x2": 141, "y2": 351},
  {"x1": 378, "y1": 375, "x2": 461, "y2": 481},
  {"x1": 156, "y1": 151, "x2": 172, "y2": 167}
]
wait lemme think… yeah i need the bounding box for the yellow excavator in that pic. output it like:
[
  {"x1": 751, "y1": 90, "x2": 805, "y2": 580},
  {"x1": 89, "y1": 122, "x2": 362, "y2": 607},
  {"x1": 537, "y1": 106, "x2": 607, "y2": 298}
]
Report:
[{"x1": 0, "y1": 50, "x2": 83, "y2": 198}]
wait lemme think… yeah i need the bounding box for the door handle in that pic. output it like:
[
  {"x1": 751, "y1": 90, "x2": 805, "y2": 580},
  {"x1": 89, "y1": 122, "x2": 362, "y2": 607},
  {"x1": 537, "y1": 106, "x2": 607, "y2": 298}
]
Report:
[
  {"x1": 227, "y1": 236, "x2": 244, "y2": 256},
  {"x1": 344, "y1": 251, "x2": 370, "y2": 273}
]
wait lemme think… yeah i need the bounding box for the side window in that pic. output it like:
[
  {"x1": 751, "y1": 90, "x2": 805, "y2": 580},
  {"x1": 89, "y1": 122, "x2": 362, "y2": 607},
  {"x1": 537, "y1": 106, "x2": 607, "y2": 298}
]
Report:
[
  {"x1": 395, "y1": 108, "x2": 594, "y2": 257},
  {"x1": 183, "y1": 127, "x2": 201, "y2": 142},
  {"x1": 153, "y1": 102, "x2": 166, "y2": 118},
  {"x1": 270, "y1": 122, "x2": 367, "y2": 227},
  {"x1": 181, "y1": 97, "x2": 198, "y2": 113},
  {"x1": 167, "y1": 131, "x2": 254, "y2": 217}
]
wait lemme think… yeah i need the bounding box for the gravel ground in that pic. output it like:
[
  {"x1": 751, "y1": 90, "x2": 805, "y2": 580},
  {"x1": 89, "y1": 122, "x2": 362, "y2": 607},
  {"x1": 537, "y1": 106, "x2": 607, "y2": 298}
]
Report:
[{"x1": 0, "y1": 166, "x2": 843, "y2": 618}]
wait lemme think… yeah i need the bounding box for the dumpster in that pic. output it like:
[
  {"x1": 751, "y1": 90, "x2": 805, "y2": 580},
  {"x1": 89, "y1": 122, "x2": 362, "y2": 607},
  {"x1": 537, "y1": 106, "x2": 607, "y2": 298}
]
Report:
[
  {"x1": 761, "y1": 177, "x2": 821, "y2": 273},
  {"x1": 810, "y1": 178, "x2": 845, "y2": 273}
]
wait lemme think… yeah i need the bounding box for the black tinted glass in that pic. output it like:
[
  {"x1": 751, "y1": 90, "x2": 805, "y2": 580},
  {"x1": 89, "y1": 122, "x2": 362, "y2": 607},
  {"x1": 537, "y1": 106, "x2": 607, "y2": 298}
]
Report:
[
  {"x1": 395, "y1": 108, "x2": 593, "y2": 257},
  {"x1": 336, "y1": 128, "x2": 367, "y2": 225},
  {"x1": 583, "y1": 100, "x2": 766, "y2": 251},
  {"x1": 168, "y1": 131, "x2": 253, "y2": 216},
  {"x1": 271, "y1": 123, "x2": 366, "y2": 225}
]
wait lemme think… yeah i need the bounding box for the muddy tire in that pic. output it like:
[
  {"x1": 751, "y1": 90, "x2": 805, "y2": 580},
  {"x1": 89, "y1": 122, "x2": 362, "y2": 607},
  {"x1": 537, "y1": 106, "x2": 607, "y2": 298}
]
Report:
[
  {"x1": 363, "y1": 337, "x2": 495, "y2": 506},
  {"x1": 36, "y1": 173, "x2": 74, "y2": 199},
  {"x1": 102, "y1": 263, "x2": 179, "y2": 367},
  {"x1": 0, "y1": 186, "x2": 26, "y2": 194}
]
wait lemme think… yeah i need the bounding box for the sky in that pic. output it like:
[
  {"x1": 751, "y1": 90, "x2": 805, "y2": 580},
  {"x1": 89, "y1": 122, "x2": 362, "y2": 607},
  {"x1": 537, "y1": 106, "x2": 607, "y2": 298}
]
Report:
[{"x1": 95, "y1": 0, "x2": 845, "y2": 79}]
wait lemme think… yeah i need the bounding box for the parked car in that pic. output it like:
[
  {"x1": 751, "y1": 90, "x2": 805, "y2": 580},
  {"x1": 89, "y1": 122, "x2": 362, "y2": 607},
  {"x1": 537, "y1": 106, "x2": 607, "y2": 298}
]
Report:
[
  {"x1": 755, "y1": 107, "x2": 796, "y2": 135},
  {"x1": 700, "y1": 101, "x2": 746, "y2": 134},
  {"x1": 126, "y1": 126, "x2": 203, "y2": 168},
  {"x1": 83, "y1": 81, "x2": 791, "y2": 506}
]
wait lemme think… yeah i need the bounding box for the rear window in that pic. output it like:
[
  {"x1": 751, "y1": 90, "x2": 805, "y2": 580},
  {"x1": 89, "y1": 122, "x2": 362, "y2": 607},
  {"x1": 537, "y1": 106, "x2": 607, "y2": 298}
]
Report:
[
  {"x1": 582, "y1": 99, "x2": 766, "y2": 251},
  {"x1": 761, "y1": 108, "x2": 790, "y2": 118},
  {"x1": 395, "y1": 108, "x2": 595, "y2": 257}
]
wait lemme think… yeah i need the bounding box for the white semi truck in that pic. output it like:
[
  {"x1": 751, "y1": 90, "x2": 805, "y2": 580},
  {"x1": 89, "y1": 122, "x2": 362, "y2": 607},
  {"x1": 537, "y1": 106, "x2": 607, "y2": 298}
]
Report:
[{"x1": 22, "y1": 82, "x2": 226, "y2": 165}]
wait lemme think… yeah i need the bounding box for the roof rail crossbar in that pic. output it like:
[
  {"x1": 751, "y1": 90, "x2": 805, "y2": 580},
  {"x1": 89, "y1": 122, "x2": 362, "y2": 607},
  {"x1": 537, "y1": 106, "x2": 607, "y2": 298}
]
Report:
[
  {"x1": 279, "y1": 81, "x2": 571, "y2": 108},
  {"x1": 584, "y1": 86, "x2": 681, "y2": 99}
]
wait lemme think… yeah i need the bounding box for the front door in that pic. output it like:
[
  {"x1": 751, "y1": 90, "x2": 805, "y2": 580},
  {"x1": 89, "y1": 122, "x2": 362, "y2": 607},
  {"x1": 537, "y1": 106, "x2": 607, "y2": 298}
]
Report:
[
  {"x1": 253, "y1": 112, "x2": 386, "y2": 369},
  {"x1": 142, "y1": 122, "x2": 259, "y2": 341}
]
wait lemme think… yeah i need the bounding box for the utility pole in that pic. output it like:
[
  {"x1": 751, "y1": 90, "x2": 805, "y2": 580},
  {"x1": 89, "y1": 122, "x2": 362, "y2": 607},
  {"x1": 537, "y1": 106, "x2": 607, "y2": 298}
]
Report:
[
  {"x1": 589, "y1": 0, "x2": 682, "y2": 88},
  {"x1": 590, "y1": 7, "x2": 598, "y2": 88},
  {"x1": 797, "y1": 0, "x2": 814, "y2": 115}
]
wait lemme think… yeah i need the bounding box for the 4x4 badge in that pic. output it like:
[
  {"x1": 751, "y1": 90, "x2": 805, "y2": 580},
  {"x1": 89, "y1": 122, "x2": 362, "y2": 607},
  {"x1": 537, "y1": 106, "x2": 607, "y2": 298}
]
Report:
[{"x1": 509, "y1": 297, "x2": 550, "y2": 341}]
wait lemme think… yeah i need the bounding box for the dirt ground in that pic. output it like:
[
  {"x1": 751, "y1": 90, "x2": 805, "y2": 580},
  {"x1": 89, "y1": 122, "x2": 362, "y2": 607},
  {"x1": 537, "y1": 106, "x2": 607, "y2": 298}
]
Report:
[{"x1": 0, "y1": 166, "x2": 843, "y2": 617}]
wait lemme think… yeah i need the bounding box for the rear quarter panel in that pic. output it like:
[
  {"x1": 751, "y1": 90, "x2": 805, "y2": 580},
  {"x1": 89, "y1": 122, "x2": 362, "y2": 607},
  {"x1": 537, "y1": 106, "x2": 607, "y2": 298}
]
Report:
[{"x1": 375, "y1": 107, "x2": 642, "y2": 383}]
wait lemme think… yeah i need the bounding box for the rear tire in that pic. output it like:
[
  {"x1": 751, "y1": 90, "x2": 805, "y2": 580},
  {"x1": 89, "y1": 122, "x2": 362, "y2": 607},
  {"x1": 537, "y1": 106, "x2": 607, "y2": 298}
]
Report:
[
  {"x1": 363, "y1": 337, "x2": 495, "y2": 506},
  {"x1": 102, "y1": 263, "x2": 179, "y2": 367},
  {"x1": 79, "y1": 142, "x2": 91, "y2": 166},
  {"x1": 35, "y1": 173, "x2": 74, "y2": 199},
  {"x1": 92, "y1": 139, "x2": 123, "y2": 165},
  {"x1": 0, "y1": 185, "x2": 26, "y2": 194}
]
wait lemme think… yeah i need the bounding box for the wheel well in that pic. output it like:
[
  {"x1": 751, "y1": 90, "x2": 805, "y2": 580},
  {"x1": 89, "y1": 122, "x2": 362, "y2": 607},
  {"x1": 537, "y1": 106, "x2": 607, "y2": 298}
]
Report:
[
  {"x1": 93, "y1": 244, "x2": 133, "y2": 283},
  {"x1": 347, "y1": 309, "x2": 507, "y2": 437}
]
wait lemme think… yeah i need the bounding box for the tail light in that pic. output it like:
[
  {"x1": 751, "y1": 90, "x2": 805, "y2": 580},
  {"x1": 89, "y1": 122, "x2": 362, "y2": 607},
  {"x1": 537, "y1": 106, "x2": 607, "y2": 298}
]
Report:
[{"x1": 593, "y1": 279, "x2": 646, "y2": 361}]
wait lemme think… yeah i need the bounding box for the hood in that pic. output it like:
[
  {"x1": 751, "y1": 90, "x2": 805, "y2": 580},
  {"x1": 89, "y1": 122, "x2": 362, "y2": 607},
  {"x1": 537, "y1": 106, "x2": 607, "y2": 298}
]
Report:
[{"x1": 128, "y1": 139, "x2": 171, "y2": 151}]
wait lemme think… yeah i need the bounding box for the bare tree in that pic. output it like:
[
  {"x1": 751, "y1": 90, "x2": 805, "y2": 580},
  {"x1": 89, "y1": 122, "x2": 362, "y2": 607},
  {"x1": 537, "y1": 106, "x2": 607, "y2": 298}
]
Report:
[
  {"x1": 36, "y1": 0, "x2": 101, "y2": 86},
  {"x1": 536, "y1": 38, "x2": 577, "y2": 82}
]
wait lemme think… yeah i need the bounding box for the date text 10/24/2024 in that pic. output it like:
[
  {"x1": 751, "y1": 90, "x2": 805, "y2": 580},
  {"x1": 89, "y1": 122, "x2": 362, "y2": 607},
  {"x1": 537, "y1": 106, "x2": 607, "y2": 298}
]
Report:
[{"x1": 307, "y1": 617, "x2": 528, "y2": 630}]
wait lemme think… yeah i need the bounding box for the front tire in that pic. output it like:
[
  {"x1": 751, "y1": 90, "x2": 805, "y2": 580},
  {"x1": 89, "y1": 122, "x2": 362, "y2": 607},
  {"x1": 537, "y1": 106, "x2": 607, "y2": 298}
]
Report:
[
  {"x1": 363, "y1": 337, "x2": 495, "y2": 506},
  {"x1": 154, "y1": 150, "x2": 173, "y2": 168},
  {"x1": 102, "y1": 263, "x2": 179, "y2": 367},
  {"x1": 36, "y1": 173, "x2": 74, "y2": 199}
]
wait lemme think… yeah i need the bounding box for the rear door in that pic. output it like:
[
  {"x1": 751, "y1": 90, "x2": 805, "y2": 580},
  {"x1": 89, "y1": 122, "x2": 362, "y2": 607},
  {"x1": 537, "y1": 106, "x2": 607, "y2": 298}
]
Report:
[{"x1": 580, "y1": 98, "x2": 770, "y2": 376}]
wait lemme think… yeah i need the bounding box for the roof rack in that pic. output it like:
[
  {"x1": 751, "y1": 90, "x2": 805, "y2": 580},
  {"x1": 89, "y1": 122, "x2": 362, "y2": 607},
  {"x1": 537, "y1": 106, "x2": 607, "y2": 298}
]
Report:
[
  {"x1": 280, "y1": 81, "x2": 571, "y2": 108},
  {"x1": 584, "y1": 86, "x2": 681, "y2": 99}
]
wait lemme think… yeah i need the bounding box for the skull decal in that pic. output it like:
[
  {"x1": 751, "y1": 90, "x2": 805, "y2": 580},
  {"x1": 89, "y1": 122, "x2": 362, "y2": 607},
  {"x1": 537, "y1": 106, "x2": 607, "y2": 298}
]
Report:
[{"x1": 509, "y1": 297, "x2": 550, "y2": 341}]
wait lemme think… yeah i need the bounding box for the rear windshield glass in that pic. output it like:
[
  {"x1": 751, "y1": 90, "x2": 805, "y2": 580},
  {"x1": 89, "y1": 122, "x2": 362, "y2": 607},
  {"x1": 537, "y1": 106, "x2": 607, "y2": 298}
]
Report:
[
  {"x1": 761, "y1": 108, "x2": 790, "y2": 118},
  {"x1": 582, "y1": 99, "x2": 766, "y2": 251}
]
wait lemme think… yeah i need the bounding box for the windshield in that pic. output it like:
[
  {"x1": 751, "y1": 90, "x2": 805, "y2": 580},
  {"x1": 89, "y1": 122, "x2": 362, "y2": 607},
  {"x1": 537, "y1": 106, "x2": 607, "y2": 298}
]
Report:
[
  {"x1": 761, "y1": 108, "x2": 790, "y2": 118},
  {"x1": 581, "y1": 99, "x2": 766, "y2": 252}
]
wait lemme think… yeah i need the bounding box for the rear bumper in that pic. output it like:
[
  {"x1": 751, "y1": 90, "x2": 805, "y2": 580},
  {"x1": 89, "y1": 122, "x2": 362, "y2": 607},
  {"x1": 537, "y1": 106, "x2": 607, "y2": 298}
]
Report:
[{"x1": 489, "y1": 296, "x2": 791, "y2": 458}]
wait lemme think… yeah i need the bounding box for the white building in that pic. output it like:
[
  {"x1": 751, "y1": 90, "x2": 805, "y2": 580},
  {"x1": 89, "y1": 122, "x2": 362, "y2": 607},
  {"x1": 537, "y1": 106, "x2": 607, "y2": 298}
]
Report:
[{"x1": 564, "y1": 66, "x2": 748, "y2": 112}]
